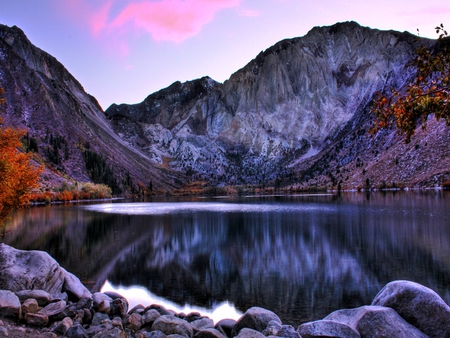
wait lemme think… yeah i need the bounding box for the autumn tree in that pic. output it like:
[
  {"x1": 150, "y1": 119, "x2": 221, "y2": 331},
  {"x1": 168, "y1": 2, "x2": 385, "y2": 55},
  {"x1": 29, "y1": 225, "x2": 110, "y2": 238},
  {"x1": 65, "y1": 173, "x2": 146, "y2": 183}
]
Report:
[
  {"x1": 0, "y1": 85, "x2": 43, "y2": 225},
  {"x1": 371, "y1": 24, "x2": 449, "y2": 142}
]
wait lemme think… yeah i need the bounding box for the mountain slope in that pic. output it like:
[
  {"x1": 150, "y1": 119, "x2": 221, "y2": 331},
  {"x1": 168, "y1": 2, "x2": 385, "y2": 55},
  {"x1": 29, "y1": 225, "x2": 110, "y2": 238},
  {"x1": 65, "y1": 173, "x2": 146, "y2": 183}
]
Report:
[
  {"x1": 106, "y1": 21, "x2": 450, "y2": 188},
  {"x1": 0, "y1": 24, "x2": 180, "y2": 192}
]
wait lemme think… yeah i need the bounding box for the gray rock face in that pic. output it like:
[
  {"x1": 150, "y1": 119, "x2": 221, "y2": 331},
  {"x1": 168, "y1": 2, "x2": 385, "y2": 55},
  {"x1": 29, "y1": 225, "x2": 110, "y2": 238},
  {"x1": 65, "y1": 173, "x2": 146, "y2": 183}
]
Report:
[
  {"x1": 0, "y1": 244, "x2": 91, "y2": 301},
  {"x1": 324, "y1": 305, "x2": 428, "y2": 338},
  {"x1": 371, "y1": 280, "x2": 450, "y2": 338},
  {"x1": 297, "y1": 319, "x2": 360, "y2": 338},
  {"x1": 232, "y1": 307, "x2": 282, "y2": 336},
  {"x1": 104, "y1": 21, "x2": 431, "y2": 187}
]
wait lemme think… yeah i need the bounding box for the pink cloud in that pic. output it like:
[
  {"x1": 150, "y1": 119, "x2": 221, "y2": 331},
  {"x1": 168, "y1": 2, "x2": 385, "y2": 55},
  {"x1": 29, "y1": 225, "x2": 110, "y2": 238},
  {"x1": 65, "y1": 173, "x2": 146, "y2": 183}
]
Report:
[{"x1": 91, "y1": 0, "x2": 242, "y2": 43}]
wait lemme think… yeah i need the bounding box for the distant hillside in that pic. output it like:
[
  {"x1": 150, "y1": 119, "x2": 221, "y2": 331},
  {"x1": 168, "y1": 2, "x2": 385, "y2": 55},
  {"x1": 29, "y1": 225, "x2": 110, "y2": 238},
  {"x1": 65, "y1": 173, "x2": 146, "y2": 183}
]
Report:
[{"x1": 1, "y1": 21, "x2": 449, "y2": 194}]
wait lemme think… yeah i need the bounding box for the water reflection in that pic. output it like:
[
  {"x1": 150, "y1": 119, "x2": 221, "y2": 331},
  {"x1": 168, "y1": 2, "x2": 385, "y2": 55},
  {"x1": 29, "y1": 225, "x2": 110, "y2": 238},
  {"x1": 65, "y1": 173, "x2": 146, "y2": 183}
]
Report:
[{"x1": 2, "y1": 192, "x2": 450, "y2": 326}]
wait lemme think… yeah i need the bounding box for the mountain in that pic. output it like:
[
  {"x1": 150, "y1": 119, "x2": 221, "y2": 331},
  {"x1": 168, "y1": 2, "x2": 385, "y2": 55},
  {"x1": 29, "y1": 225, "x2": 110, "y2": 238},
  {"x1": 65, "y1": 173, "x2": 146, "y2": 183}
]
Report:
[
  {"x1": 1, "y1": 21, "x2": 449, "y2": 193},
  {"x1": 0, "y1": 24, "x2": 181, "y2": 193}
]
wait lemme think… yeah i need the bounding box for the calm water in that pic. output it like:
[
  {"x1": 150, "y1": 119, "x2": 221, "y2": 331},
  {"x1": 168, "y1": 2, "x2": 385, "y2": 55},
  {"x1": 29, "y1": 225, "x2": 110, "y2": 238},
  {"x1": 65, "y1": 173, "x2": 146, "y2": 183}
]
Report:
[{"x1": 2, "y1": 191, "x2": 450, "y2": 326}]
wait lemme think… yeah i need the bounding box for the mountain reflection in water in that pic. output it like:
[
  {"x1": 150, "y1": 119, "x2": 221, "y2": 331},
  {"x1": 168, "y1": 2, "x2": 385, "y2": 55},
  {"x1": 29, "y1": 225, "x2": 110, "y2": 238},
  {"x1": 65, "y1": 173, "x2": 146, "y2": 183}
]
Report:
[{"x1": 2, "y1": 192, "x2": 450, "y2": 326}]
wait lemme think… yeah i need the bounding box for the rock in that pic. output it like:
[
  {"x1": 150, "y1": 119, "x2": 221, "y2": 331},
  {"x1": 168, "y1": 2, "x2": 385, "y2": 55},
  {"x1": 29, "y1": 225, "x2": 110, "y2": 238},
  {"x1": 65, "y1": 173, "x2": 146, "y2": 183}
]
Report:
[
  {"x1": 128, "y1": 312, "x2": 144, "y2": 331},
  {"x1": 276, "y1": 325, "x2": 300, "y2": 338},
  {"x1": 151, "y1": 315, "x2": 194, "y2": 338},
  {"x1": 104, "y1": 291, "x2": 129, "y2": 307},
  {"x1": 143, "y1": 309, "x2": 161, "y2": 327},
  {"x1": 215, "y1": 318, "x2": 236, "y2": 338},
  {"x1": 22, "y1": 298, "x2": 40, "y2": 315},
  {"x1": 72, "y1": 297, "x2": 92, "y2": 311},
  {"x1": 92, "y1": 326, "x2": 127, "y2": 338},
  {"x1": 110, "y1": 298, "x2": 128, "y2": 317},
  {"x1": 261, "y1": 320, "x2": 282, "y2": 336},
  {"x1": 184, "y1": 312, "x2": 202, "y2": 323},
  {"x1": 143, "y1": 330, "x2": 168, "y2": 338},
  {"x1": 38, "y1": 300, "x2": 66, "y2": 318},
  {"x1": 97, "y1": 299, "x2": 111, "y2": 314},
  {"x1": 61, "y1": 268, "x2": 91, "y2": 300},
  {"x1": 93, "y1": 292, "x2": 113, "y2": 309},
  {"x1": 297, "y1": 320, "x2": 360, "y2": 338},
  {"x1": 92, "y1": 312, "x2": 110, "y2": 326},
  {"x1": 235, "y1": 328, "x2": 266, "y2": 338},
  {"x1": 129, "y1": 304, "x2": 146, "y2": 315},
  {"x1": 112, "y1": 316, "x2": 124, "y2": 329},
  {"x1": 52, "y1": 316, "x2": 73, "y2": 336},
  {"x1": 194, "y1": 328, "x2": 227, "y2": 338},
  {"x1": 147, "y1": 304, "x2": 173, "y2": 316},
  {"x1": 0, "y1": 290, "x2": 21, "y2": 318},
  {"x1": 324, "y1": 305, "x2": 428, "y2": 338},
  {"x1": 65, "y1": 323, "x2": 89, "y2": 338},
  {"x1": 24, "y1": 312, "x2": 49, "y2": 327},
  {"x1": 371, "y1": 280, "x2": 450, "y2": 338},
  {"x1": 191, "y1": 318, "x2": 214, "y2": 331},
  {"x1": 0, "y1": 244, "x2": 64, "y2": 294},
  {"x1": 15, "y1": 290, "x2": 52, "y2": 307},
  {"x1": 232, "y1": 307, "x2": 281, "y2": 336},
  {"x1": 0, "y1": 244, "x2": 90, "y2": 301}
]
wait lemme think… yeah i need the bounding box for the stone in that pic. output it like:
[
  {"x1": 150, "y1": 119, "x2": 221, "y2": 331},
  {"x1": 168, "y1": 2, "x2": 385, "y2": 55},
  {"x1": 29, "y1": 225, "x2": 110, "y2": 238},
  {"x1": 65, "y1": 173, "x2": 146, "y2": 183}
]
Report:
[
  {"x1": 112, "y1": 316, "x2": 124, "y2": 329},
  {"x1": 0, "y1": 326, "x2": 8, "y2": 337},
  {"x1": 92, "y1": 312, "x2": 110, "y2": 326},
  {"x1": 0, "y1": 244, "x2": 64, "y2": 294},
  {"x1": 97, "y1": 299, "x2": 111, "y2": 314},
  {"x1": 15, "y1": 290, "x2": 52, "y2": 307},
  {"x1": 191, "y1": 318, "x2": 214, "y2": 331},
  {"x1": 129, "y1": 304, "x2": 146, "y2": 315},
  {"x1": 53, "y1": 317, "x2": 73, "y2": 336},
  {"x1": 151, "y1": 315, "x2": 194, "y2": 338},
  {"x1": 72, "y1": 297, "x2": 92, "y2": 311},
  {"x1": 372, "y1": 280, "x2": 450, "y2": 338},
  {"x1": 324, "y1": 305, "x2": 428, "y2": 338},
  {"x1": 22, "y1": 298, "x2": 40, "y2": 315},
  {"x1": 38, "y1": 300, "x2": 66, "y2": 318},
  {"x1": 0, "y1": 290, "x2": 21, "y2": 318},
  {"x1": 194, "y1": 328, "x2": 227, "y2": 338},
  {"x1": 232, "y1": 307, "x2": 281, "y2": 336},
  {"x1": 93, "y1": 292, "x2": 113, "y2": 310},
  {"x1": 143, "y1": 309, "x2": 161, "y2": 327},
  {"x1": 261, "y1": 320, "x2": 282, "y2": 336},
  {"x1": 128, "y1": 312, "x2": 144, "y2": 331},
  {"x1": 235, "y1": 328, "x2": 266, "y2": 338},
  {"x1": 24, "y1": 312, "x2": 49, "y2": 327},
  {"x1": 147, "y1": 304, "x2": 172, "y2": 316},
  {"x1": 61, "y1": 268, "x2": 91, "y2": 300},
  {"x1": 297, "y1": 320, "x2": 360, "y2": 338},
  {"x1": 92, "y1": 326, "x2": 127, "y2": 338},
  {"x1": 110, "y1": 298, "x2": 128, "y2": 317},
  {"x1": 65, "y1": 322, "x2": 89, "y2": 338},
  {"x1": 275, "y1": 325, "x2": 300, "y2": 338},
  {"x1": 215, "y1": 318, "x2": 236, "y2": 338},
  {"x1": 143, "y1": 330, "x2": 168, "y2": 338},
  {"x1": 184, "y1": 312, "x2": 202, "y2": 323}
]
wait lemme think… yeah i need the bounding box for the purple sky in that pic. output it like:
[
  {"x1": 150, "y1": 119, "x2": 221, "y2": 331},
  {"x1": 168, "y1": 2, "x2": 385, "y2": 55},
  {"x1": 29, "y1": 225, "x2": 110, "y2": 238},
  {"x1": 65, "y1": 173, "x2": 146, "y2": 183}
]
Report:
[{"x1": 0, "y1": 0, "x2": 449, "y2": 109}]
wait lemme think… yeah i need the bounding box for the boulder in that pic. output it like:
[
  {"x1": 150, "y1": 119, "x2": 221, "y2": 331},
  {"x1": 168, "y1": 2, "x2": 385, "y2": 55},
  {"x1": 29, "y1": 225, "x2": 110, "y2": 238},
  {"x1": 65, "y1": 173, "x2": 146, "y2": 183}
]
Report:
[
  {"x1": 194, "y1": 328, "x2": 227, "y2": 338},
  {"x1": 0, "y1": 290, "x2": 21, "y2": 318},
  {"x1": 0, "y1": 244, "x2": 91, "y2": 300},
  {"x1": 128, "y1": 312, "x2": 144, "y2": 331},
  {"x1": 143, "y1": 309, "x2": 162, "y2": 327},
  {"x1": 151, "y1": 315, "x2": 194, "y2": 338},
  {"x1": 276, "y1": 325, "x2": 300, "y2": 338},
  {"x1": 215, "y1": 318, "x2": 236, "y2": 338},
  {"x1": 235, "y1": 328, "x2": 266, "y2": 338},
  {"x1": 232, "y1": 307, "x2": 281, "y2": 336},
  {"x1": 297, "y1": 320, "x2": 360, "y2": 338},
  {"x1": 372, "y1": 280, "x2": 450, "y2": 338},
  {"x1": 65, "y1": 322, "x2": 89, "y2": 338},
  {"x1": 24, "y1": 312, "x2": 49, "y2": 327},
  {"x1": 191, "y1": 317, "x2": 215, "y2": 331},
  {"x1": 53, "y1": 317, "x2": 74, "y2": 336},
  {"x1": 324, "y1": 305, "x2": 428, "y2": 338}
]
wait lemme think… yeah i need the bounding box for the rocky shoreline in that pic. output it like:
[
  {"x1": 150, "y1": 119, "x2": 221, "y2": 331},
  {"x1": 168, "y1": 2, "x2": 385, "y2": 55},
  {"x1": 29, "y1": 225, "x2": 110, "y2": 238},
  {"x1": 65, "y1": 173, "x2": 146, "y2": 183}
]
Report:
[{"x1": 1, "y1": 244, "x2": 449, "y2": 337}]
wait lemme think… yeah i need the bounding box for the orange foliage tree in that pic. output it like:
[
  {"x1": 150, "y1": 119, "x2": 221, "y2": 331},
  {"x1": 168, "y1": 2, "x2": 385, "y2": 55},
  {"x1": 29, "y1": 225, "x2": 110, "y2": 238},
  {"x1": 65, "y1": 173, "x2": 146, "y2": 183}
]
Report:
[
  {"x1": 371, "y1": 24, "x2": 449, "y2": 142},
  {"x1": 0, "y1": 85, "x2": 43, "y2": 225}
]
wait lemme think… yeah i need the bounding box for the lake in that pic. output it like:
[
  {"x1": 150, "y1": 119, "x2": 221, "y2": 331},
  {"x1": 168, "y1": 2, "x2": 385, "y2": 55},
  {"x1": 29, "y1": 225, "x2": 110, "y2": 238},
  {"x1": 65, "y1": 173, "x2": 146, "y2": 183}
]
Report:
[{"x1": 2, "y1": 191, "x2": 450, "y2": 326}]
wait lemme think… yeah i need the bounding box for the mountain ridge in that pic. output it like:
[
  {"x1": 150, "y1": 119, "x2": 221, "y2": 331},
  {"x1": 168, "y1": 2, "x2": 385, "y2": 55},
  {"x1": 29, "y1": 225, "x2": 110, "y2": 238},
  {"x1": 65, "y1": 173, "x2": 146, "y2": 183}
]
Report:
[{"x1": 1, "y1": 21, "x2": 449, "y2": 193}]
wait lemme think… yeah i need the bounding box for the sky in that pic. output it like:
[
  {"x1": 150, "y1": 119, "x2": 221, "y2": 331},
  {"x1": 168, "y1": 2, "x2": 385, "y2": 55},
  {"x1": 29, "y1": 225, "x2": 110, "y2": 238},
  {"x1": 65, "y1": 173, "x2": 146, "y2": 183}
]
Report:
[{"x1": 0, "y1": 1, "x2": 449, "y2": 110}]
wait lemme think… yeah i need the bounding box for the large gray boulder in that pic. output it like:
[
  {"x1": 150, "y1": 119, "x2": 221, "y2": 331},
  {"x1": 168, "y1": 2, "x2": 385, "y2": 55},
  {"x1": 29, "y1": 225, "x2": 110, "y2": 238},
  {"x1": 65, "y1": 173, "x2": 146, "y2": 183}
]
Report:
[
  {"x1": 232, "y1": 307, "x2": 281, "y2": 336},
  {"x1": 297, "y1": 320, "x2": 360, "y2": 338},
  {"x1": 0, "y1": 244, "x2": 91, "y2": 300},
  {"x1": 324, "y1": 305, "x2": 428, "y2": 338},
  {"x1": 372, "y1": 280, "x2": 450, "y2": 338}
]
